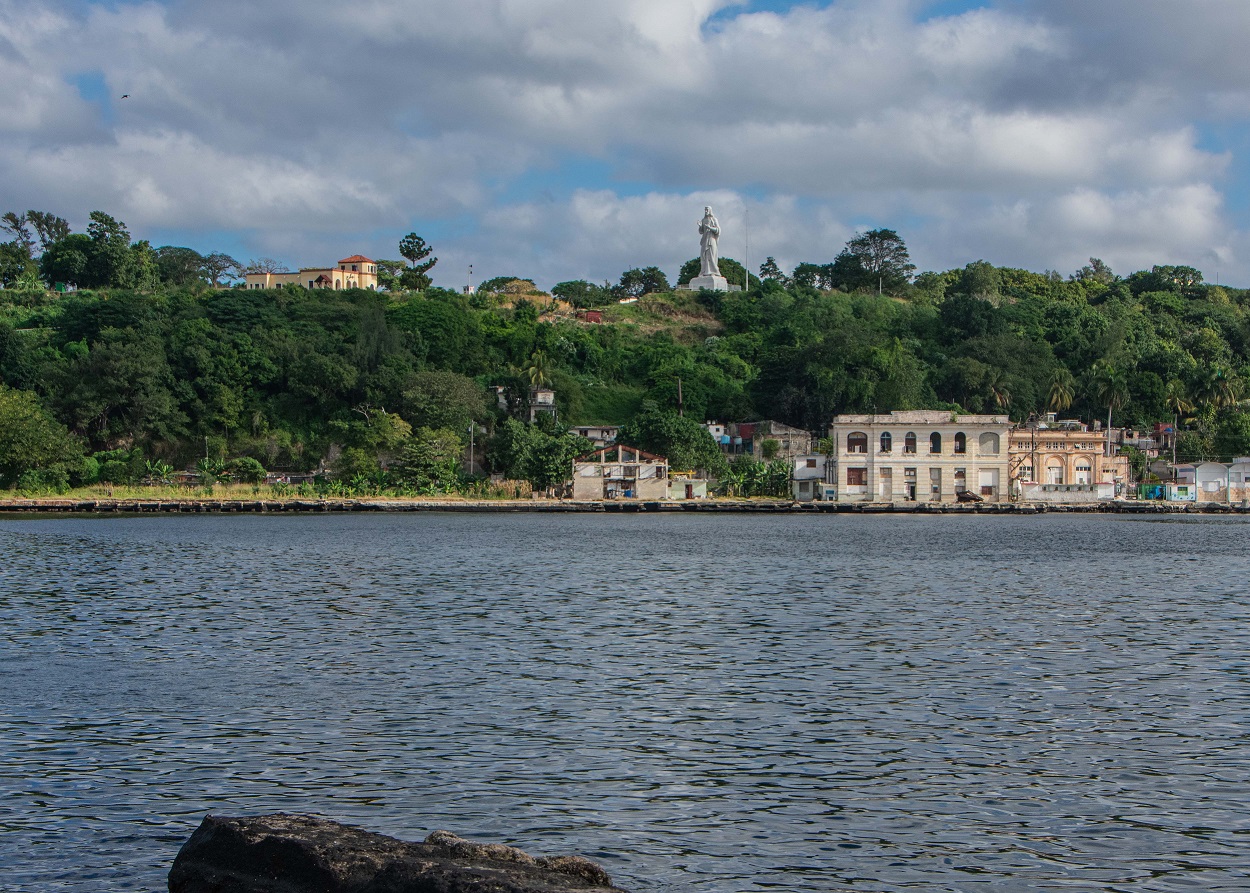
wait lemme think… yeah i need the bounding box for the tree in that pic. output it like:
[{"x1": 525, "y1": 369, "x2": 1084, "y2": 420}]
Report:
[
  {"x1": 1164, "y1": 378, "x2": 1194, "y2": 471},
  {"x1": 0, "y1": 385, "x2": 83, "y2": 488},
  {"x1": 156, "y1": 246, "x2": 207, "y2": 286},
  {"x1": 243, "y1": 257, "x2": 289, "y2": 275},
  {"x1": 226, "y1": 456, "x2": 267, "y2": 484},
  {"x1": 25, "y1": 211, "x2": 70, "y2": 252},
  {"x1": 957, "y1": 260, "x2": 1001, "y2": 303},
  {"x1": 552, "y1": 279, "x2": 614, "y2": 308},
  {"x1": 617, "y1": 406, "x2": 725, "y2": 473},
  {"x1": 1194, "y1": 365, "x2": 1240, "y2": 413},
  {"x1": 616, "y1": 266, "x2": 670, "y2": 298},
  {"x1": 399, "y1": 370, "x2": 488, "y2": 432},
  {"x1": 375, "y1": 259, "x2": 407, "y2": 291},
  {"x1": 486, "y1": 419, "x2": 588, "y2": 492},
  {"x1": 0, "y1": 242, "x2": 35, "y2": 287},
  {"x1": 1092, "y1": 361, "x2": 1129, "y2": 456},
  {"x1": 39, "y1": 233, "x2": 91, "y2": 287},
  {"x1": 1, "y1": 212, "x2": 33, "y2": 256},
  {"x1": 791, "y1": 262, "x2": 835, "y2": 290},
  {"x1": 84, "y1": 211, "x2": 133, "y2": 288},
  {"x1": 1072, "y1": 257, "x2": 1115, "y2": 284},
  {"x1": 985, "y1": 367, "x2": 1011, "y2": 412},
  {"x1": 1048, "y1": 367, "x2": 1075, "y2": 413},
  {"x1": 525, "y1": 350, "x2": 550, "y2": 388},
  {"x1": 201, "y1": 252, "x2": 241, "y2": 287},
  {"x1": 841, "y1": 228, "x2": 915, "y2": 290},
  {"x1": 759, "y1": 256, "x2": 788, "y2": 287},
  {"x1": 398, "y1": 233, "x2": 437, "y2": 289},
  {"x1": 392, "y1": 427, "x2": 463, "y2": 492}
]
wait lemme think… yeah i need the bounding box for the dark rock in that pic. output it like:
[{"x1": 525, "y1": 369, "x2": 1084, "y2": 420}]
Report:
[{"x1": 169, "y1": 813, "x2": 630, "y2": 893}]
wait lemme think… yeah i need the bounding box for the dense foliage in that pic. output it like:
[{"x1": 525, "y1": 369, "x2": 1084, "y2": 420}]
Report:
[{"x1": 4, "y1": 209, "x2": 1250, "y2": 493}]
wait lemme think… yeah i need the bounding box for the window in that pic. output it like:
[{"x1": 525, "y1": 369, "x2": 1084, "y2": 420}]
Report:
[
  {"x1": 979, "y1": 432, "x2": 1000, "y2": 455},
  {"x1": 880, "y1": 432, "x2": 892, "y2": 452},
  {"x1": 847, "y1": 432, "x2": 868, "y2": 453},
  {"x1": 805, "y1": 458, "x2": 817, "y2": 468},
  {"x1": 847, "y1": 468, "x2": 867, "y2": 486},
  {"x1": 930, "y1": 432, "x2": 942, "y2": 454},
  {"x1": 954, "y1": 432, "x2": 966, "y2": 454},
  {"x1": 904, "y1": 432, "x2": 917, "y2": 453}
]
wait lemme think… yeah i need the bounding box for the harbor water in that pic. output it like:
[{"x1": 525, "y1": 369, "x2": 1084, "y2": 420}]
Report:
[{"x1": 0, "y1": 513, "x2": 1247, "y2": 892}]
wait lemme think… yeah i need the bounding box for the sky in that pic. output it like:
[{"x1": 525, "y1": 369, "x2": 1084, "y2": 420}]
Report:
[{"x1": 4, "y1": 0, "x2": 1250, "y2": 290}]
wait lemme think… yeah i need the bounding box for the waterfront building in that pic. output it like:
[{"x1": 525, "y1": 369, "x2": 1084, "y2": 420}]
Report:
[
  {"x1": 1009, "y1": 419, "x2": 1130, "y2": 502},
  {"x1": 1173, "y1": 460, "x2": 1250, "y2": 504},
  {"x1": 791, "y1": 453, "x2": 834, "y2": 502},
  {"x1": 571, "y1": 445, "x2": 668, "y2": 500},
  {"x1": 243, "y1": 255, "x2": 379, "y2": 290},
  {"x1": 827, "y1": 411, "x2": 1011, "y2": 504}
]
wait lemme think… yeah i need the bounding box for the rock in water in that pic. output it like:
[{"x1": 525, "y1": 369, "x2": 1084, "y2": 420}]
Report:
[{"x1": 169, "y1": 813, "x2": 630, "y2": 893}]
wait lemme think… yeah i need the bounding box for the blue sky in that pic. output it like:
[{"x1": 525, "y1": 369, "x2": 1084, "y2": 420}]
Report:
[{"x1": 4, "y1": 0, "x2": 1250, "y2": 288}]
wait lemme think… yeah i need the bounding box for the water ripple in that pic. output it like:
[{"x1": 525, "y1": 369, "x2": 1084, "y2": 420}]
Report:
[{"x1": 1, "y1": 513, "x2": 1248, "y2": 891}]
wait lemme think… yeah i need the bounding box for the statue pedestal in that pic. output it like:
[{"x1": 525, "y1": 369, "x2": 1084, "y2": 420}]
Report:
[{"x1": 687, "y1": 273, "x2": 730, "y2": 292}]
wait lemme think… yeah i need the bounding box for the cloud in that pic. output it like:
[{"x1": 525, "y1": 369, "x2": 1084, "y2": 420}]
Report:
[{"x1": 0, "y1": 0, "x2": 1247, "y2": 283}]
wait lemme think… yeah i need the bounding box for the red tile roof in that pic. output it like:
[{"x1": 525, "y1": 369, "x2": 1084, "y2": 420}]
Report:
[{"x1": 338, "y1": 254, "x2": 374, "y2": 264}]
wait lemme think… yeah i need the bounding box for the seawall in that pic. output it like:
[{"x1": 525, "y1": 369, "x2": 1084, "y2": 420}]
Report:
[{"x1": 0, "y1": 497, "x2": 1246, "y2": 515}]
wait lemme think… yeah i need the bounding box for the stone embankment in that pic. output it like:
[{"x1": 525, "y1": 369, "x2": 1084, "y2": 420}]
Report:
[
  {"x1": 0, "y1": 497, "x2": 1247, "y2": 514},
  {"x1": 169, "y1": 813, "x2": 630, "y2": 893}
]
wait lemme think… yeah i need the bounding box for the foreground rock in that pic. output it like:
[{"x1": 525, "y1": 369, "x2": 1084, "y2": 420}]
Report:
[{"x1": 169, "y1": 813, "x2": 631, "y2": 893}]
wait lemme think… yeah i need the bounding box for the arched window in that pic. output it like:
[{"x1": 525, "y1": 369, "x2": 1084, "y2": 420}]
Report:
[
  {"x1": 978, "y1": 432, "x2": 1000, "y2": 454},
  {"x1": 904, "y1": 432, "x2": 917, "y2": 453},
  {"x1": 930, "y1": 432, "x2": 942, "y2": 454},
  {"x1": 954, "y1": 432, "x2": 967, "y2": 454},
  {"x1": 847, "y1": 432, "x2": 868, "y2": 454},
  {"x1": 880, "y1": 432, "x2": 893, "y2": 453}
]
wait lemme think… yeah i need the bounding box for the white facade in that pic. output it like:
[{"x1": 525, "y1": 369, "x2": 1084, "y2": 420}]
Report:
[
  {"x1": 791, "y1": 453, "x2": 834, "y2": 502},
  {"x1": 828, "y1": 411, "x2": 1011, "y2": 504}
]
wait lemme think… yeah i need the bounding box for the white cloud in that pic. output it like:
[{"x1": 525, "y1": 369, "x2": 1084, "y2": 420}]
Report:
[{"x1": 0, "y1": 0, "x2": 1247, "y2": 283}]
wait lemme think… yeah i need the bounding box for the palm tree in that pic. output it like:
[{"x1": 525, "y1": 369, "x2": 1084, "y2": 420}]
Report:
[
  {"x1": 1092, "y1": 361, "x2": 1129, "y2": 457},
  {"x1": 1048, "y1": 367, "x2": 1075, "y2": 414},
  {"x1": 985, "y1": 369, "x2": 1011, "y2": 412},
  {"x1": 524, "y1": 350, "x2": 550, "y2": 389},
  {"x1": 1163, "y1": 378, "x2": 1193, "y2": 473},
  {"x1": 1195, "y1": 365, "x2": 1240, "y2": 414}
]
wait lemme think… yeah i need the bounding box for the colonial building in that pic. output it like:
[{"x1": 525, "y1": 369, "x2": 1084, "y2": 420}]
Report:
[
  {"x1": 244, "y1": 255, "x2": 379, "y2": 290},
  {"x1": 1009, "y1": 420, "x2": 1129, "y2": 502},
  {"x1": 827, "y1": 411, "x2": 1011, "y2": 504}
]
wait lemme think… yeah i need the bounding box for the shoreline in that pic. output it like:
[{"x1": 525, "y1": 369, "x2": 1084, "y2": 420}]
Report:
[{"x1": 0, "y1": 497, "x2": 1245, "y2": 516}]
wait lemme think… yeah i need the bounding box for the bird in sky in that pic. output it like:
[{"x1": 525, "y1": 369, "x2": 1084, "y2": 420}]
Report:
[{"x1": 120, "y1": 94, "x2": 129, "y2": 99}]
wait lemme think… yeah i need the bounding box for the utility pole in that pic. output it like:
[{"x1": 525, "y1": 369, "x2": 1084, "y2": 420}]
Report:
[
  {"x1": 677, "y1": 377, "x2": 684, "y2": 417},
  {"x1": 744, "y1": 206, "x2": 750, "y2": 291}
]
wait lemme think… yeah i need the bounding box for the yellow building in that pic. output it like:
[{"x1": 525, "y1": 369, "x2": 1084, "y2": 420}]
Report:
[
  {"x1": 1009, "y1": 420, "x2": 1130, "y2": 501},
  {"x1": 244, "y1": 255, "x2": 379, "y2": 290}
]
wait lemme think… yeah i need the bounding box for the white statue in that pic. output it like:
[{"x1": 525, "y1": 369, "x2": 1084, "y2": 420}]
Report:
[{"x1": 698, "y1": 206, "x2": 720, "y2": 277}]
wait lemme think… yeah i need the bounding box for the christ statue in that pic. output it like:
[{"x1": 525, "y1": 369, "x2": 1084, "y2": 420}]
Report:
[{"x1": 698, "y1": 206, "x2": 720, "y2": 277}]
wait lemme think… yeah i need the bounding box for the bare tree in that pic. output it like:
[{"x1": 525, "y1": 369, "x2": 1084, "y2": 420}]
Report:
[
  {"x1": 243, "y1": 257, "x2": 290, "y2": 275},
  {"x1": 201, "y1": 253, "x2": 242, "y2": 287}
]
